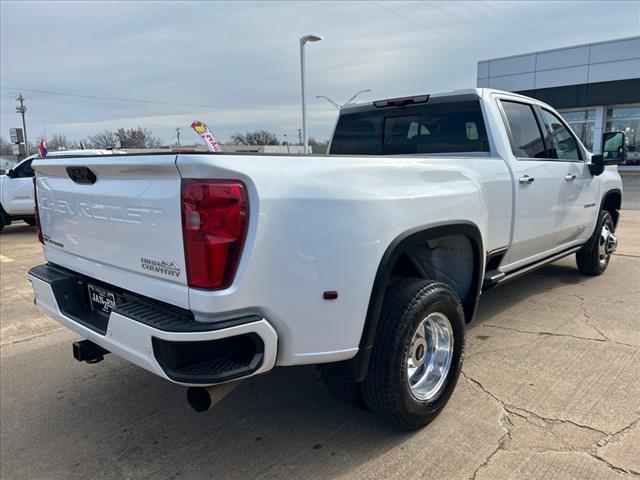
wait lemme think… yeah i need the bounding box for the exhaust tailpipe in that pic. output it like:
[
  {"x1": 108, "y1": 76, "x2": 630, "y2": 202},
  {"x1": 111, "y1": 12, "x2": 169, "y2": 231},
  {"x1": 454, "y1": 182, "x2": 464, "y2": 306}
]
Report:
[{"x1": 186, "y1": 381, "x2": 242, "y2": 412}]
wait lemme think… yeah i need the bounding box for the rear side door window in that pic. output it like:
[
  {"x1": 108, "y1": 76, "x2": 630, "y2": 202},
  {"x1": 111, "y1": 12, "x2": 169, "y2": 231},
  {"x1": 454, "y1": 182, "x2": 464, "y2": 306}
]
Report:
[
  {"x1": 539, "y1": 109, "x2": 582, "y2": 161},
  {"x1": 500, "y1": 101, "x2": 547, "y2": 159}
]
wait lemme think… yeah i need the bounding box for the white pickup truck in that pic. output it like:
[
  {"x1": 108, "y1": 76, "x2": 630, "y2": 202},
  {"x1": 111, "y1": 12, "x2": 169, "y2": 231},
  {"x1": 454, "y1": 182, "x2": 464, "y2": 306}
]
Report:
[
  {"x1": 0, "y1": 150, "x2": 115, "y2": 232},
  {"x1": 28, "y1": 89, "x2": 625, "y2": 430}
]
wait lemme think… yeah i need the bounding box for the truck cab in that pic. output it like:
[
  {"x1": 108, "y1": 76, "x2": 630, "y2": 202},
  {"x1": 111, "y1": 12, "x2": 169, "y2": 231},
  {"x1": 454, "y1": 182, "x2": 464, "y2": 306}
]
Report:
[{"x1": 329, "y1": 88, "x2": 623, "y2": 275}]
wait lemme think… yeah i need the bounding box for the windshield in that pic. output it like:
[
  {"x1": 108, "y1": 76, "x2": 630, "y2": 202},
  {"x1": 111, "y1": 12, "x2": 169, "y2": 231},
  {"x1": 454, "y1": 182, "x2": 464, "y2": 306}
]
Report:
[{"x1": 330, "y1": 99, "x2": 490, "y2": 155}]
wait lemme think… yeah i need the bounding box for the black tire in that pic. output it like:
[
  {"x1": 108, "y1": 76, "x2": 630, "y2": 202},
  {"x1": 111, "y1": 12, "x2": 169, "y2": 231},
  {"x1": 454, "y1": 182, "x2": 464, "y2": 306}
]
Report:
[
  {"x1": 23, "y1": 217, "x2": 36, "y2": 226},
  {"x1": 321, "y1": 371, "x2": 368, "y2": 410},
  {"x1": 361, "y1": 278, "x2": 465, "y2": 431},
  {"x1": 0, "y1": 204, "x2": 8, "y2": 232},
  {"x1": 576, "y1": 210, "x2": 615, "y2": 276}
]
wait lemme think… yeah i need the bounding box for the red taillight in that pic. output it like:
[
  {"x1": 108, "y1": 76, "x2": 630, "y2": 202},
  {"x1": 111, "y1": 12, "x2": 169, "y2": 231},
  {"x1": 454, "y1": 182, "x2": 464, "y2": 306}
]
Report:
[
  {"x1": 33, "y1": 177, "x2": 43, "y2": 244},
  {"x1": 181, "y1": 180, "x2": 248, "y2": 289}
]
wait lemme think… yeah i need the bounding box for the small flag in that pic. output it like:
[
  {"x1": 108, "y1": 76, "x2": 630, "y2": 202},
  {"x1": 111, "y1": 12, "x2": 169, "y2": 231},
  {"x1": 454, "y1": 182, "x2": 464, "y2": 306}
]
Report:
[
  {"x1": 190, "y1": 121, "x2": 220, "y2": 152},
  {"x1": 38, "y1": 139, "x2": 48, "y2": 157}
]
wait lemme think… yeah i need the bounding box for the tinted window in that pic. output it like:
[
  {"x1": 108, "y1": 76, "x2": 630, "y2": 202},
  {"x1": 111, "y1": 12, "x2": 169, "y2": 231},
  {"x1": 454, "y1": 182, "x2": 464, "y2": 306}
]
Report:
[
  {"x1": 540, "y1": 109, "x2": 581, "y2": 161},
  {"x1": 501, "y1": 101, "x2": 546, "y2": 159},
  {"x1": 330, "y1": 114, "x2": 381, "y2": 155},
  {"x1": 12, "y1": 159, "x2": 34, "y2": 178},
  {"x1": 330, "y1": 100, "x2": 490, "y2": 155}
]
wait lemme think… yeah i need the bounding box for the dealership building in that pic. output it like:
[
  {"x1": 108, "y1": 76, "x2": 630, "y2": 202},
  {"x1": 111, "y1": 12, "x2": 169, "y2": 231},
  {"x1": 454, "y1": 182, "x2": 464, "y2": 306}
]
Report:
[{"x1": 477, "y1": 36, "x2": 640, "y2": 161}]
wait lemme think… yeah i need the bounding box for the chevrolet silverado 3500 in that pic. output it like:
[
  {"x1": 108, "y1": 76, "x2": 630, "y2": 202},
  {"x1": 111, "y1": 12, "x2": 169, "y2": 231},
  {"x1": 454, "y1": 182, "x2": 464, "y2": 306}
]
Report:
[{"x1": 28, "y1": 89, "x2": 625, "y2": 430}]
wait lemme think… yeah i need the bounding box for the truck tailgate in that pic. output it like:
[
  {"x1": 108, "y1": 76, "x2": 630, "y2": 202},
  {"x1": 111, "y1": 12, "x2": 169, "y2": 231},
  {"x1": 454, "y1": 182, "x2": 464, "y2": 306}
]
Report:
[{"x1": 33, "y1": 154, "x2": 190, "y2": 309}]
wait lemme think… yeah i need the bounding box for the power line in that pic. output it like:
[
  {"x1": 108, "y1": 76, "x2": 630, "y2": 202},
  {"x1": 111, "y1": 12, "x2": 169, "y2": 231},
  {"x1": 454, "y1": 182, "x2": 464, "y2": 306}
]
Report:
[
  {"x1": 367, "y1": 1, "x2": 490, "y2": 55},
  {"x1": 0, "y1": 86, "x2": 288, "y2": 111},
  {"x1": 475, "y1": 0, "x2": 562, "y2": 50},
  {"x1": 430, "y1": 2, "x2": 532, "y2": 52},
  {"x1": 0, "y1": 86, "x2": 221, "y2": 109}
]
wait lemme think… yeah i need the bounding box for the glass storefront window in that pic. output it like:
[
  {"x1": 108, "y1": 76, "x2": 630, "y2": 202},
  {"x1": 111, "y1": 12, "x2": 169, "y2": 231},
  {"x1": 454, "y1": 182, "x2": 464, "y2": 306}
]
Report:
[
  {"x1": 560, "y1": 109, "x2": 595, "y2": 152},
  {"x1": 606, "y1": 106, "x2": 640, "y2": 163}
]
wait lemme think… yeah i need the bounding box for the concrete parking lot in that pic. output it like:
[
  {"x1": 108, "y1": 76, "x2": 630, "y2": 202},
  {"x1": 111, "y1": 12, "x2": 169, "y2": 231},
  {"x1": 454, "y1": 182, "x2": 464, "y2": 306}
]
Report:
[{"x1": 1, "y1": 210, "x2": 639, "y2": 479}]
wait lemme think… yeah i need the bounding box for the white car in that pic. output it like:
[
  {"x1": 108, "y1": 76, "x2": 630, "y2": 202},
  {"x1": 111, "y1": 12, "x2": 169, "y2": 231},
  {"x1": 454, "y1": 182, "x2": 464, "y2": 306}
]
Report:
[
  {"x1": 27, "y1": 89, "x2": 624, "y2": 430},
  {"x1": 0, "y1": 150, "x2": 117, "y2": 232}
]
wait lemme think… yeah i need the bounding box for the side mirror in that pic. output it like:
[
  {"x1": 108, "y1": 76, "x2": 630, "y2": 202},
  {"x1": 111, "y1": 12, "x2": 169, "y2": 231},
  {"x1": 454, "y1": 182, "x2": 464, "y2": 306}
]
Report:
[
  {"x1": 602, "y1": 131, "x2": 627, "y2": 163},
  {"x1": 6, "y1": 169, "x2": 15, "y2": 178},
  {"x1": 589, "y1": 131, "x2": 627, "y2": 175}
]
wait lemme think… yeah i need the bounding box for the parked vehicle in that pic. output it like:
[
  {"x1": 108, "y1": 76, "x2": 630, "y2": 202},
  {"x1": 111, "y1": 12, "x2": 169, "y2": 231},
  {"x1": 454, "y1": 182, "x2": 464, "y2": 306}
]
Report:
[
  {"x1": 28, "y1": 89, "x2": 624, "y2": 430},
  {"x1": 0, "y1": 150, "x2": 116, "y2": 232}
]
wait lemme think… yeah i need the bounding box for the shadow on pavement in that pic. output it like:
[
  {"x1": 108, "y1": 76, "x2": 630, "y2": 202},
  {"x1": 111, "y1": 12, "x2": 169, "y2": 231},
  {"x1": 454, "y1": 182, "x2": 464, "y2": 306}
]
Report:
[
  {"x1": 472, "y1": 260, "x2": 589, "y2": 329},
  {"x1": 0, "y1": 223, "x2": 36, "y2": 236},
  {"x1": 0, "y1": 257, "x2": 612, "y2": 479}
]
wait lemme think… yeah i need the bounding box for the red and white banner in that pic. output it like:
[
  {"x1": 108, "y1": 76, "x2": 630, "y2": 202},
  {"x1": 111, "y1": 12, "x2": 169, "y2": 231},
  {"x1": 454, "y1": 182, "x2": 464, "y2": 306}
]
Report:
[{"x1": 190, "y1": 121, "x2": 220, "y2": 152}]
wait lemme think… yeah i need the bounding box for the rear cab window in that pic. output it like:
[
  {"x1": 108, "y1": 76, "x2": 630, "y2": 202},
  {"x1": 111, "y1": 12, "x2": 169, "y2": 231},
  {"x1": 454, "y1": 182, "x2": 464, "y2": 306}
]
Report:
[{"x1": 330, "y1": 97, "x2": 490, "y2": 155}]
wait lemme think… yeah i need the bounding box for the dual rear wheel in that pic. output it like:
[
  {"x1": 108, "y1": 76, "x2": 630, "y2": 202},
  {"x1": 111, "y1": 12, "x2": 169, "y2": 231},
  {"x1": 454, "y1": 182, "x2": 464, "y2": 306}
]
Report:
[
  {"x1": 576, "y1": 210, "x2": 616, "y2": 275},
  {"x1": 325, "y1": 210, "x2": 617, "y2": 430},
  {"x1": 322, "y1": 278, "x2": 465, "y2": 431}
]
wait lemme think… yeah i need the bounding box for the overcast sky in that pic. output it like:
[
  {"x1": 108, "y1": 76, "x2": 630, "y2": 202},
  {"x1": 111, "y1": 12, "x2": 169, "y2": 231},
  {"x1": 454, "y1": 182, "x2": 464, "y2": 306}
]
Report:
[{"x1": 1, "y1": 0, "x2": 639, "y2": 146}]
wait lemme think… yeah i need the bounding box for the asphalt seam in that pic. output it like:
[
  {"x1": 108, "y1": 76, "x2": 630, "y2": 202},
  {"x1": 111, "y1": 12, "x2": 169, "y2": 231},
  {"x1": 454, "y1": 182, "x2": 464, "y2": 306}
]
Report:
[
  {"x1": 0, "y1": 327, "x2": 64, "y2": 348},
  {"x1": 613, "y1": 253, "x2": 640, "y2": 259},
  {"x1": 461, "y1": 371, "x2": 610, "y2": 436},
  {"x1": 461, "y1": 371, "x2": 640, "y2": 478},
  {"x1": 478, "y1": 324, "x2": 639, "y2": 349},
  {"x1": 572, "y1": 293, "x2": 612, "y2": 343},
  {"x1": 469, "y1": 414, "x2": 512, "y2": 480}
]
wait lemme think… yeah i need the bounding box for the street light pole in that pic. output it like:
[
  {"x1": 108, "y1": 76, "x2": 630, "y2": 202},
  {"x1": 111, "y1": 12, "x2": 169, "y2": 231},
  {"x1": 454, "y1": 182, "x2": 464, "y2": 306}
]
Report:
[
  {"x1": 344, "y1": 89, "x2": 372, "y2": 106},
  {"x1": 299, "y1": 34, "x2": 322, "y2": 154},
  {"x1": 316, "y1": 90, "x2": 372, "y2": 110},
  {"x1": 316, "y1": 95, "x2": 342, "y2": 110}
]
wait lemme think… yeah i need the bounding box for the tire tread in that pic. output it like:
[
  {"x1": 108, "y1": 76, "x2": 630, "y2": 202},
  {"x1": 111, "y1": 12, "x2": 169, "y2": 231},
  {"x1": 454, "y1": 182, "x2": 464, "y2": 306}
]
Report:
[
  {"x1": 576, "y1": 210, "x2": 613, "y2": 276},
  {"x1": 361, "y1": 278, "x2": 464, "y2": 430}
]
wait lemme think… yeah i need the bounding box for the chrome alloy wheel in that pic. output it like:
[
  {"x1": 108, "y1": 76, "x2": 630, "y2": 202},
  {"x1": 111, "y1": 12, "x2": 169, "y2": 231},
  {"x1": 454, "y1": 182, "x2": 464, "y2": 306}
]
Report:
[
  {"x1": 407, "y1": 312, "x2": 454, "y2": 401},
  {"x1": 598, "y1": 225, "x2": 617, "y2": 266}
]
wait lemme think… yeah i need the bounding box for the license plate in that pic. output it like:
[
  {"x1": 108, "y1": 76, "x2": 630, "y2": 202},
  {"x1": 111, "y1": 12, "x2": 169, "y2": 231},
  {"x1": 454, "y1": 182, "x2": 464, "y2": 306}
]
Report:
[{"x1": 88, "y1": 284, "x2": 116, "y2": 316}]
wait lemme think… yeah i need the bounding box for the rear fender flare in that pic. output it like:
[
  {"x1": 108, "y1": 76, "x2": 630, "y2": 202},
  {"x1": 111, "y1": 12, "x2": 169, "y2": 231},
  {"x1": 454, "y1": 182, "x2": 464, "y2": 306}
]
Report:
[{"x1": 322, "y1": 221, "x2": 484, "y2": 381}]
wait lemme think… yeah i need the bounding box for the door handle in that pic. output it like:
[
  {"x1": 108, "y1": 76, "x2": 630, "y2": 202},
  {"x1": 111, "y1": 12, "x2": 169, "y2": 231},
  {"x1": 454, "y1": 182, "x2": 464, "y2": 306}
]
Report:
[
  {"x1": 519, "y1": 175, "x2": 535, "y2": 184},
  {"x1": 565, "y1": 174, "x2": 576, "y2": 181}
]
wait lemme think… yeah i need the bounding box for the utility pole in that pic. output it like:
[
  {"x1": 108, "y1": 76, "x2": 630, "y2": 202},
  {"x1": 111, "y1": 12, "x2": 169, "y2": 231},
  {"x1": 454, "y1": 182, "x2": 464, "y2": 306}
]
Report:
[
  {"x1": 176, "y1": 127, "x2": 181, "y2": 147},
  {"x1": 16, "y1": 94, "x2": 29, "y2": 155},
  {"x1": 297, "y1": 128, "x2": 302, "y2": 146}
]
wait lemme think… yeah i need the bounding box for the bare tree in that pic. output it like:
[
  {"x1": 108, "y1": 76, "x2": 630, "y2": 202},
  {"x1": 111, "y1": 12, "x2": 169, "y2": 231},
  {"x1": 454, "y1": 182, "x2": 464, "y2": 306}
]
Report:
[
  {"x1": 230, "y1": 130, "x2": 280, "y2": 146},
  {"x1": 0, "y1": 137, "x2": 12, "y2": 156},
  {"x1": 48, "y1": 134, "x2": 70, "y2": 151},
  {"x1": 116, "y1": 127, "x2": 162, "y2": 148},
  {"x1": 89, "y1": 130, "x2": 119, "y2": 149}
]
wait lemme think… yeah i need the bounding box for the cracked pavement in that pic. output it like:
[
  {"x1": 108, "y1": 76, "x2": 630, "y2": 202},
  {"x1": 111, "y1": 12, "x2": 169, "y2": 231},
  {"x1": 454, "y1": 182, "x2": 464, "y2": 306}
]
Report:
[{"x1": 2, "y1": 209, "x2": 639, "y2": 479}]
